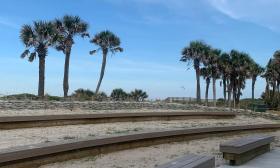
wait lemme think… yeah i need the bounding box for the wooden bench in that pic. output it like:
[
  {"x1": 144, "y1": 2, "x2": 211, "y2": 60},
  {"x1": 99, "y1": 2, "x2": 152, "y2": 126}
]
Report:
[
  {"x1": 220, "y1": 135, "x2": 274, "y2": 165},
  {"x1": 157, "y1": 154, "x2": 215, "y2": 168}
]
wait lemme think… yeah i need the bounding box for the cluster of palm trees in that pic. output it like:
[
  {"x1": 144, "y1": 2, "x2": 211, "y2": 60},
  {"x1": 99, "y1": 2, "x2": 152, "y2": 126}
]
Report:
[
  {"x1": 110, "y1": 88, "x2": 148, "y2": 101},
  {"x1": 262, "y1": 51, "x2": 280, "y2": 108},
  {"x1": 20, "y1": 16, "x2": 277, "y2": 105},
  {"x1": 20, "y1": 15, "x2": 123, "y2": 99},
  {"x1": 180, "y1": 41, "x2": 264, "y2": 108},
  {"x1": 71, "y1": 88, "x2": 148, "y2": 102}
]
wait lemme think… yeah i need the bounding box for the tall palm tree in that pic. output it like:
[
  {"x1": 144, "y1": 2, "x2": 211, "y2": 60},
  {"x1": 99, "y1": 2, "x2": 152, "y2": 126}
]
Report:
[
  {"x1": 54, "y1": 15, "x2": 89, "y2": 97},
  {"x1": 228, "y1": 50, "x2": 252, "y2": 108},
  {"x1": 208, "y1": 48, "x2": 221, "y2": 107},
  {"x1": 90, "y1": 30, "x2": 123, "y2": 93},
  {"x1": 181, "y1": 41, "x2": 211, "y2": 103},
  {"x1": 218, "y1": 52, "x2": 230, "y2": 105},
  {"x1": 263, "y1": 59, "x2": 274, "y2": 99},
  {"x1": 200, "y1": 67, "x2": 211, "y2": 106},
  {"x1": 273, "y1": 50, "x2": 280, "y2": 94},
  {"x1": 262, "y1": 56, "x2": 280, "y2": 108},
  {"x1": 20, "y1": 21, "x2": 57, "y2": 98},
  {"x1": 250, "y1": 63, "x2": 264, "y2": 102},
  {"x1": 265, "y1": 58, "x2": 280, "y2": 97}
]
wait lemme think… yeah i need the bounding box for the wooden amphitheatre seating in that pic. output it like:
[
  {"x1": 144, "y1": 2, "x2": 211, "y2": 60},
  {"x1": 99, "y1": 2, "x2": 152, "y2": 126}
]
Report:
[
  {"x1": 156, "y1": 154, "x2": 215, "y2": 168},
  {"x1": 220, "y1": 135, "x2": 274, "y2": 165}
]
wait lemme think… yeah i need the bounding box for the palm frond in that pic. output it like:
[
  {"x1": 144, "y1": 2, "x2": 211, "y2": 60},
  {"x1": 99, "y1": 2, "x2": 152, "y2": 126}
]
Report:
[
  {"x1": 28, "y1": 52, "x2": 37, "y2": 62},
  {"x1": 20, "y1": 20, "x2": 55, "y2": 62},
  {"x1": 89, "y1": 50, "x2": 97, "y2": 55},
  {"x1": 81, "y1": 32, "x2": 90, "y2": 38},
  {"x1": 20, "y1": 24, "x2": 34, "y2": 46},
  {"x1": 21, "y1": 49, "x2": 30, "y2": 58},
  {"x1": 111, "y1": 47, "x2": 123, "y2": 53},
  {"x1": 90, "y1": 30, "x2": 122, "y2": 54}
]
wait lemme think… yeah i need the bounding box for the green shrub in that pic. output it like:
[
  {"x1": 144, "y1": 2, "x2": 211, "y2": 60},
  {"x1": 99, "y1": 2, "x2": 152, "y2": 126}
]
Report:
[
  {"x1": 110, "y1": 88, "x2": 128, "y2": 101},
  {"x1": 71, "y1": 89, "x2": 107, "y2": 101},
  {"x1": 1, "y1": 93, "x2": 38, "y2": 100},
  {"x1": 45, "y1": 94, "x2": 62, "y2": 101},
  {"x1": 261, "y1": 91, "x2": 280, "y2": 109},
  {"x1": 71, "y1": 88, "x2": 92, "y2": 101},
  {"x1": 92, "y1": 92, "x2": 108, "y2": 101},
  {"x1": 129, "y1": 89, "x2": 148, "y2": 101}
]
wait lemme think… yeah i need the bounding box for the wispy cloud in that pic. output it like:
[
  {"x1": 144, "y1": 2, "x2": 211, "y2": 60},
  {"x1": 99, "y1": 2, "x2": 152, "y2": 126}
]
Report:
[
  {"x1": 208, "y1": 0, "x2": 280, "y2": 32},
  {"x1": 104, "y1": 0, "x2": 209, "y2": 25},
  {"x1": 0, "y1": 17, "x2": 20, "y2": 29},
  {"x1": 111, "y1": 0, "x2": 280, "y2": 32}
]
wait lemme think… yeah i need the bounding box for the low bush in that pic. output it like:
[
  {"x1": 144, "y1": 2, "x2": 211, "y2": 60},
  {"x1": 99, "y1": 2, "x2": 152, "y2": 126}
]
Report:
[
  {"x1": 110, "y1": 88, "x2": 128, "y2": 101},
  {"x1": 71, "y1": 88, "x2": 107, "y2": 101},
  {"x1": 110, "y1": 88, "x2": 148, "y2": 101}
]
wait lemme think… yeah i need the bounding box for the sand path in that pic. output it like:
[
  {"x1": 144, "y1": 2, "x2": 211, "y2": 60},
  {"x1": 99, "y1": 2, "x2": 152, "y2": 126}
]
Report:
[
  {"x1": 0, "y1": 115, "x2": 274, "y2": 150},
  {"x1": 40, "y1": 131, "x2": 280, "y2": 168}
]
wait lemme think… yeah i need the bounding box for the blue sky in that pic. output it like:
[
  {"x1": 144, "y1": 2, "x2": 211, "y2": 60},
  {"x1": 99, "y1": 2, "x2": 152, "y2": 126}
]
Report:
[{"x1": 0, "y1": 0, "x2": 279, "y2": 99}]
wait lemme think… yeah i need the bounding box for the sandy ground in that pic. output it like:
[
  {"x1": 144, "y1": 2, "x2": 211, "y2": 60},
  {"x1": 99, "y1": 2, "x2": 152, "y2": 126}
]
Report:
[
  {"x1": 40, "y1": 131, "x2": 280, "y2": 168},
  {"x1": 0, "y1": 108, "x2": 277, "y2": 168},
  {"x1": 0, "y1": 109, "x2": 199, "y2": 116},
  {"x1": 0, "y1": 115, "x2": 275, "y2": 150}
]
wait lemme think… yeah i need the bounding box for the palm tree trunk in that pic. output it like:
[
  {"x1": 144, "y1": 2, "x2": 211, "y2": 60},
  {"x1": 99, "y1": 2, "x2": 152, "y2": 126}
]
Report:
[
  {"x1": 95, "y1": 49, "x2": 108, "y2": 93},
  {"x1": 277, "y1": 81, "x2": 280, "y2": 94},
  {"x1": 223, "y1": 77, "x2": 227, "y2": 103},
  {"x1": 228, "y1": 82, "x2": 232, "y2": 108},
  {"x1": 265, "y1": 78, "x2": 270, "y2": 98},
  {"x1": 252, "y1": 77, "x2": 256, "y2": 103},
  {"x1": 212, "y1": 77, "x2": 216, "y2": 107},
  {"x1": 272, "y1": 81, "x2": 276, "y2": 98},
  {"x1": 233, "y1": 83, "x2": 237, "y2": 109},
  {"x1": 205, "y1": 78, "x2": 210, "y2": 106},
  {"x1": 237, "y1": 87, "x2": 241, "y2": 108},
  {"x1": 63, "y1": 47, "x2": 72, "y2": 98},
  {"x1": 38, "y1": 55, "x2": 45, "y2": 99},
  {"x1": 194, "y1": 60, "x2": 201, "y2": 103},
  {"x1": 233, "y1": 91, "x2": 236, "y2": 109}
]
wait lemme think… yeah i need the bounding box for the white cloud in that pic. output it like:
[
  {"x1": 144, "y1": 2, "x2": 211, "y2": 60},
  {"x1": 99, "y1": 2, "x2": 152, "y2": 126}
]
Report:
[
  {"x1": 208, "y1": 0, "x2": 280, "y2": 32},
  {"x1": 0, "y1": 17, "x2": 20, "y2": 29},
  {"x1": 107, "y1": 0, "x2": 280, "y2": 31},
  {"x1": 104, "y1": 0, "x2": 208, "y2": 25}
]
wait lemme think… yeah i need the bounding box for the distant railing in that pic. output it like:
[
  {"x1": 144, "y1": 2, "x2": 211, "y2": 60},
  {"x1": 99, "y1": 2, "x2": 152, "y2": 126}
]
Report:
[{"x1": 165, "y1": 97, "x2": 214, "y2": 103}]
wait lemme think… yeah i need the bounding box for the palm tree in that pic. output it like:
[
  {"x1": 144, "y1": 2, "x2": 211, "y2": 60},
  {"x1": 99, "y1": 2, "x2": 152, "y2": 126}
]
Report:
[
  {"x1": 265, "y1": 57, "x2": 280, "y2": 98},
  {"x1": 208, "y1": 48, "x2": 221, "y2": 107},
  {"x1": 54, "y1": 15, "x2": 89, "y2": 98},
  {"x1": 250, "y1": 63, "x2": 264, "y2": 102},
  {"x1": 218, "y1": 52, "x2": 230, "y2": 104},
  {"x1": 262, "y1": 57, "x2": 280, "y2": 108},
  {"x1": 200, "y1": 67, "x2": 211, "y2": 106},
  {"x1": 181, "y1": 41, "x2": 211, "y2": 103},
  {"x1": 273, "y1": 50, "x2": 280, "y2": 94},
  {"x1": 20, "y1": 21, "x2": 57, "y2": 98},
  {"x1": 228, "y1": 50, "x2": 252, "y2": 108},
  {"x1": 263, "y1": 59, "x2": 274, "y2": 99},
  {"x1": 90, "y1": 30, "x2": 123, "y2": 93}
]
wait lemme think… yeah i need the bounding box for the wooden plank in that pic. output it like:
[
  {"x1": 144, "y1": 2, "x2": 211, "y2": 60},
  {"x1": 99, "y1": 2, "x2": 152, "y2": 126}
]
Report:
[
  {"x1": 157, "y1": 155, "x2": 215, "y2": 168},
  {"x1": 0, "y1": 112, "x2": 236, "y2": 123},
  {"x1": 156, "y1": 154, "x2": 198, "y2": 168},
  {"x1": 0, "y1": 124, "x2": 279, "y2": 167},
  {"x1": 0, "y1": 112, "x2": 236, "y2": 130},
  {"x1": 223, "y1": 144, "x2": 270, "y2": 165},
  {"x1": 220, "y1": 135, "x2": 274, "y2": 154},
  {"x1": 165, "y1": 156, "x2": 205, "y2": 168},
  {"x1": 182, "y1": 156, "x2": 215, "y2": 168}
]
